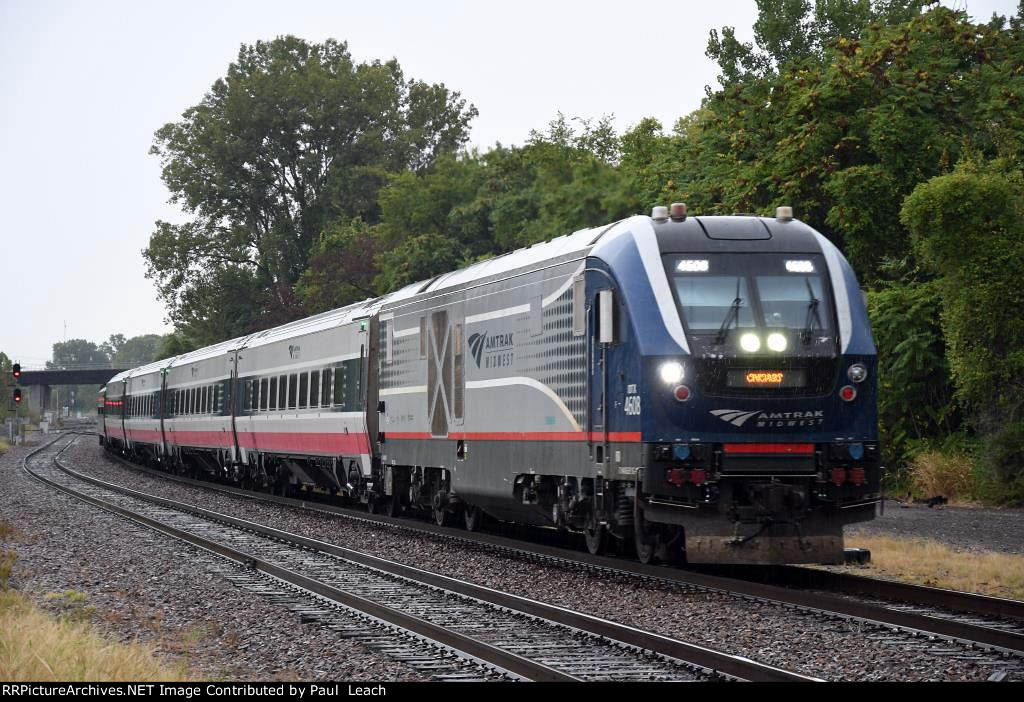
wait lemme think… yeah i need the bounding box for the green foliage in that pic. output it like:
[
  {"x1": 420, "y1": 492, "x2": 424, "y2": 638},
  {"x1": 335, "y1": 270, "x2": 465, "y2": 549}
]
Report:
[
  {"x1": 868, "y1": 278, "x2": 957, "y2": 464},
  {"x1": 146, "y1": 36, "x2": 476, "y2": 344},
  {"x1": 296, "y1": 217, "x2": 380, "y2": 314},
  {"x1": 900, "y1": 161, "x2": 1024, "y2": 431},
  {"x1": 978, "y1": 422, "x2": 1024, "y2": 505},
  {"x1": 630, "y1": 5, "x2": 1024, "y2": 282},
  {"x1": 366, "y1": 116, "x2": 637, "y2": 293}
]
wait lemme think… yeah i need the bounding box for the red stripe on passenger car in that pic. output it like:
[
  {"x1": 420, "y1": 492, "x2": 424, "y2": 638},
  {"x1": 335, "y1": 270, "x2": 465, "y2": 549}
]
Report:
[
  {"x1": 723, "y1": 443, "x2": 815, "y2": 454},
  {"x1": 389, "y1": 431, "x2": 642, "y2": 442}
]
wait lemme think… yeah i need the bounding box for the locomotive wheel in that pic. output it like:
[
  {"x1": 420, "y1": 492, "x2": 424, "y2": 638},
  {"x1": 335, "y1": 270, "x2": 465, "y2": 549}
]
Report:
[
  {"x1": 433, "y1": 505, "x2": 450, "y2": 527},
  {"x1": 634, "y1": 501, "x2": 658, "y2": 565},
  {"x1": 584, "y1": 519, "x2": 606, "y2": 556},
  {"x1": 463, "y1": 505, "x2": 483, "y2": 532}
]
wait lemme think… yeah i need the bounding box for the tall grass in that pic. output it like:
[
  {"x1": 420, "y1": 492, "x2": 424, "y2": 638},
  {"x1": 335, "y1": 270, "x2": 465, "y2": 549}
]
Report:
[
  {"x1": 845, "y1": 533, "x2": 1024, "y2": 600},
  {"x1": 0, "y1": 589, "x2": 188, "y2": 681},
  {"x1": 909, "y1": 449, "x2": 976, "y2": 501}
]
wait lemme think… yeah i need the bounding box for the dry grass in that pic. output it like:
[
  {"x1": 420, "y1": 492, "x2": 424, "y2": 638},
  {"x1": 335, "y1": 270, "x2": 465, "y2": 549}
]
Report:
[
  {"x1": 0, "y1": 589, "x2": 188, "y2": 681},
  {"x1": 909, "y1": 449, "x2": 976, "y2": 501},
  {"x1": 0, "y1": 439, "x2": 9, "y2": 455},
  {"x1": 843, "y1": 533, "x2": 1024, "y2": 600}
]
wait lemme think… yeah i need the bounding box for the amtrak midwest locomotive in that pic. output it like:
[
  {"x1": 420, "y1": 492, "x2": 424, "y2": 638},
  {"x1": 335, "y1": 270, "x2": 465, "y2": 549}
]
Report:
[{"x1": 99, "y1": 205, "x2": 879, "y2": 565}]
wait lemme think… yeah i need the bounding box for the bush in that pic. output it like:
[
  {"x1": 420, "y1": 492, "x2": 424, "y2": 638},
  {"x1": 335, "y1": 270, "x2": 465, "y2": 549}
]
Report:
[
  {"x1": 909, "y1": 449, "x2": 977, "y2": 501},
  {"x1": 978, "y1": 422, "x2": 1024, "y2": 506}
]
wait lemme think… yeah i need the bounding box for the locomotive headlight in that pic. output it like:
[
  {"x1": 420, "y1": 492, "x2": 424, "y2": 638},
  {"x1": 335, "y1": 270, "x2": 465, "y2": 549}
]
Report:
[
  {"x1": 766, "y1": 332, "x2": 788, "y2": 352},
  {"x1": 847, "y1": 363, "x2": 868, "y2": 383},
  {"x1": 659, "y1": 361, "x2": 685, "y2": 384},
  {"x1": 739, "y1": 333, "x2": 761, "y2": 353}
]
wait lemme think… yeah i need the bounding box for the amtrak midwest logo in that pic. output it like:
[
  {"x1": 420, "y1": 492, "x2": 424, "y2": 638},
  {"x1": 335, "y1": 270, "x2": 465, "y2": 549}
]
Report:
[
  {"x1": 468, "y1": 330, "x2": 515, "y2": 369},
  {"x1": 710, "y1": 408, "x2": 825, "y2": 428}
]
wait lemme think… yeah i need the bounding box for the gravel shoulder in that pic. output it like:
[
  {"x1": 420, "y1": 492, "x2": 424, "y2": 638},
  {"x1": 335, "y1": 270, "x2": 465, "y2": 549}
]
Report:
[
  {"x1": 0, "y1": 438, "x2": 428, "y2": 681},
  {"x1": 846, "y1": 500, "x2": 1024, "y2": 555},
  {"x1": 56, "y1": 436, "x2": 1022, "y2": 681}
]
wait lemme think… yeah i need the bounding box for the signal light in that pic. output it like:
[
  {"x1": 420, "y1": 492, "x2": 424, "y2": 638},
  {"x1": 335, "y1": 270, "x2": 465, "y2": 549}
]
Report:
[
  {"x1": 12, "y1": 363, "x2": 20, "y2": 379},
  {"x1": 840, "y1": 385, "x2": 857, "y2": 402},
  {"x1": 13, "y1": 389, "x2": 22, "y2": 404}
]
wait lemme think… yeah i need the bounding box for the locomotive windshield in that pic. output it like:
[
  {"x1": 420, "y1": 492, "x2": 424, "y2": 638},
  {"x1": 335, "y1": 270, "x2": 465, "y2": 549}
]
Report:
[{"x1": 664, "y1": 253, "x2": 836, "y2": 353}]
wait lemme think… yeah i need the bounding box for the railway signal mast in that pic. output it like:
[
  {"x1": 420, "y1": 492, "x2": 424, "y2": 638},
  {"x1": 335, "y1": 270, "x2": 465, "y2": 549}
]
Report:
[{"x1": 11, "y1": 363, "x2": 22, "y2": 409}]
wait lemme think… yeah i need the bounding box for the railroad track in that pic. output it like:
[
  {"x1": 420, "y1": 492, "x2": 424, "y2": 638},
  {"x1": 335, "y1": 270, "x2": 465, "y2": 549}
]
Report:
[
  {"x1": 26, "y1": 435, "x2": 814, "y2": 682},
  {"x1": 73, "y1": 432, "x2": 1024, "y2": 681}
]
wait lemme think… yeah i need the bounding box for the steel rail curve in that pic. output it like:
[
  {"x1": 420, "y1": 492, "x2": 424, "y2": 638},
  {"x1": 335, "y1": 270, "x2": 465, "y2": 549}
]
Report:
[
  {"x1": 82, "y1": 432, "x2": 1024, "y2": 658},
  {"x1": 28, "y1": 434, "x2": 818, "y2": 682}
]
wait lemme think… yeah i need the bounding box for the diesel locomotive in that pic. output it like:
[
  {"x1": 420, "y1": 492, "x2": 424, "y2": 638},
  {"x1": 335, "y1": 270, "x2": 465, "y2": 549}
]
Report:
[{"x1": 99, "y1": 205, "x2": 879, "y2": 564}]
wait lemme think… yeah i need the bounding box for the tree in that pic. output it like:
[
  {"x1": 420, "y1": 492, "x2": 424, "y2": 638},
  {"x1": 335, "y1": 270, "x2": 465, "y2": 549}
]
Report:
[
  {"x1": 707, "y1": 0, "x2": 927, "y2": 86},
  {"x1": 901, "y1": 159, "x2": 1024, "y2": 431},
  {"x1": 146, "y1": 36, "x2": 477, "y2": 344},
  {"x1": 625, "y1": 5, "x2": 1024, "y2": 282},
  {"x1": 112, "y1": 334, "x2": 167, "y2": 367},
  {"x1": 47, "y1": 340, "x2": 108, "y2": 369},
  {"x1": 365, "y1": 115, "x2": 637, "y2": 295}
]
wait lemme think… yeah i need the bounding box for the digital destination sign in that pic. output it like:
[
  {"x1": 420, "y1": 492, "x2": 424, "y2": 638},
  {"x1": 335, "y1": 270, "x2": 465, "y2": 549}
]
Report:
[{"x1": 726, "y1": 369, "x2": 807, "y2": 388}]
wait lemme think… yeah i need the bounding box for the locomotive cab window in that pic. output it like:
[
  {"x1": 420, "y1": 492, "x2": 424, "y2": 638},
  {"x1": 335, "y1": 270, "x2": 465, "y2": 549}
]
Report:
[{"x1": 665, "y1": 253, "x2": 836, "y2": 353}]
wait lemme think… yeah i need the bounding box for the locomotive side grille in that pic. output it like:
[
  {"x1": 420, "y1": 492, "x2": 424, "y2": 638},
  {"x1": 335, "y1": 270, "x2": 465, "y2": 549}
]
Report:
[{"x1": 695, "y1": 356, "x2": 839, "y2": 398}]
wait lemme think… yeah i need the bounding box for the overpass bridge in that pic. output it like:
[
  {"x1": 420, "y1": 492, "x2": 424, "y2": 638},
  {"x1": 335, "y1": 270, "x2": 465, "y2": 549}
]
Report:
[{"x1": 15, "y1": 366, "x2": 128, "y2": 413}]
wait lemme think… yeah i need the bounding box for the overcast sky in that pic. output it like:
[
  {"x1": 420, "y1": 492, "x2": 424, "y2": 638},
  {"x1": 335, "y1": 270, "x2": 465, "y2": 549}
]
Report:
[{"x1": 0, "y1": 0, "x2": 1016, "y2": 365}]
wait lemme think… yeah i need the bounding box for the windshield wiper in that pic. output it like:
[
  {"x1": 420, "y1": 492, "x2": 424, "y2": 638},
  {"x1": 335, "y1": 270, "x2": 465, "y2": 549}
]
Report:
[
  {"x1": 715, "y1": 278, "x2": 744, "y2": 345},
  {"x1": 801, "y1": 278, "x2": 822, "y2": 345}
]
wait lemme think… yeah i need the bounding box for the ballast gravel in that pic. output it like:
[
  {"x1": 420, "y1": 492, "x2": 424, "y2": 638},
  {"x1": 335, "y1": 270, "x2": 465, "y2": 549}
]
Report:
[
  {"x1": 0, "y1": 439, "x2": 431, "y2": 681},
  {"x1": 56, "y1": 435, "x2": 1024, "y2": 682}
]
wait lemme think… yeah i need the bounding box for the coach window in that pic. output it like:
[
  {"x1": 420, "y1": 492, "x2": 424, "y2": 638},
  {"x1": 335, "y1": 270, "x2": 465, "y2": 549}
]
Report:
[
  {"x1": 288, "y1": 374, "x2": 298, "y2": 410},
  {"x1": 260, "y1": 378, "x2": 269, "y2": 412},
  {"x1": 278, "y1": 375, "x2": 287, "y2": 409},
  {"x1": 321, "y1": 368, "x2": 332, "y2": 406},
  {"x1": 214, "y1": 385, "x2": 221, "y2": 413},
  {"x1": 309, "y1": 370, "x2": 320, "y2": 409},
  {"x1": 298, "y1": 373, "x2": 308, "y2": 409},
  {"x1": 333, "y1": 364, "x2": 346, "y2": 410},
  {"x1": 242, "y1": 380, "x2": 251, "y2": 412},
  {"x1": 190, "y1": 388, "x2": 196, "y2": 415},
  {"x1": 268, "y1": 377, "x2": 277, "y2": 411},
  {"x1": 250, "y1": 379, "x2": 258, "y2": 413}
]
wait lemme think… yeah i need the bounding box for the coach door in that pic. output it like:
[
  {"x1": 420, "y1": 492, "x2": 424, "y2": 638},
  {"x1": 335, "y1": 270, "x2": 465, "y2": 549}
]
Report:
[
  {"x1": 427, "y1": 310, "x2": 452, "y2": 437},
  {"x1": 589, "y1": 287, "x2": 616, "y2": 465}
]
